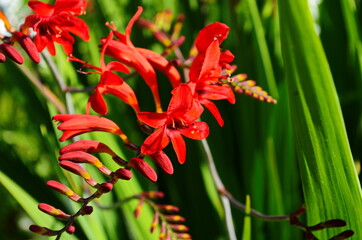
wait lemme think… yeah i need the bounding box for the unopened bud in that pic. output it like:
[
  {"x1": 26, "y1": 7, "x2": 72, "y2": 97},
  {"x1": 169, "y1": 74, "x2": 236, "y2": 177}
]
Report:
[
  {"x1": 149, "y1": 151, "x2": 173, "y2": 174},
  {"x1": 29, "y1": 225, "x2": 58, "y2": 236},
  {"x1": 169, "y1": 224, "x2": 189, "y2": 232},
  {"x1": 164, "y1": 215, "x2": 185, "y2": 222},
  {"x1": 12, "y1": 31, "x2": 40, "y2": 63},
  {"x1": 59, "y1": 160, "x2": 98, "y2": 187},
  {"x1": 174, "y1": 233, "x2": 192, "y2": 239},
  {"x1": 46, "y1": 180, "x2": 82, "y2": 202},
  {"x1": 134, "y1": 199, "x2": 144, "y2": 218},
  {"x1": 150, "y1": 211, "x2": 159, "y2": 233},
  {"x1": 97, "y1": 182, "x2": 113, "y2": 194},
  {"x1": 0, "y1": 43, "x2": 24, "y2": 64},
  {"x1": 156, "y1": 204, "x2": 179, "y2": 212},
  {"x1": 38, "y1": 203, "x2": 71, "y2": 220},
  {"x1": 59, "y1": 151, "x2": 112, "y2": 175},
  {"x1": 138, "y1": 191, "x2": 164, "y2": 199},
  {"x1": 128, "y1": 158, "x2": 157, "y2": 182},
  {"x1": 59, "y1": 140, "x2": 116, "y2": 156},
  {"x1": 81, "y1": 206, "x2": 93, "y2": 215},
  {"x1": 113, "y1": 168, "x2": 132, "y2": 181},
  {"x1": 0, "y1": 53, "x2": 5, "y2": 62},
  {"x1": 66, "y1": 225, "x2": 76, "y2": 234}
]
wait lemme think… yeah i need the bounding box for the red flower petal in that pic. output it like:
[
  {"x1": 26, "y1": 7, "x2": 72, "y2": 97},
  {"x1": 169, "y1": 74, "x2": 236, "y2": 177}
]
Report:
[
  {"x1": 105, "y1": 82, "x2": 140, "y2": 113},
  {"x1": 125, "y1": 6, "x2": 143, "y2": 46},
  {"x1": 179, "y1": 121, "x2": 209, "y2": 140},
  {"x1": 137, "y1": 112, "x2": 167, "y2": 128},
  {"x1": 141, "y1": 126, "x2": 170, "y2": 155},
  {"x1": 54, "y1": 0, "x2": 87, "y2": 15},
  {"x1": 167, "y1": 85, "x2": 193, "y2": 116},
  {"x1": 106, "y1": 61, "x2": 131, "y2": 73},
  {"x1": 198, "y1": 84, "x2": 235, "y2": 103},
  {"x1": 100, "y1": 71, "x2": 123, "y2": 86},
  {"x1": 195, "y1": 22, "x2": 230, "y2": 52},
  {"x1": 28, "y1": 1, "x2": 54, "y2": 16},
  {"x1": 89, "y1": 91, "x2": 108, "y2": 115},
  {"x1": 199, "y1": 98, "x2": 224, "y2": 126},
  {"x1": 60, "y1": 15, "x2": 90, "y2": 41},
  {"x1": 198, "y1": 39, "x2": 221, "y2": 81},
  {"x1": 168, "y1": 130, "x2": 186, "y2": 164},
  {"x1": 104, "y1": 40, "x2": 161, "y2": 111},
  {"x1": 136, "y1": 47, "x2": 182, "y2": 88}
]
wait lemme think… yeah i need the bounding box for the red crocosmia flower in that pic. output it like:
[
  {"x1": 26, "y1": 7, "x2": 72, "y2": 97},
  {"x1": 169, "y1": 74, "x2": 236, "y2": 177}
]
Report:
[
  {"x1": 138, "y1": 85, "x2": 209, "y2": 164},
  {"x1": 69, "y1": 32, "x2": 139, "y2": 115},
  {"x1": 188, "y1": 22, "x2": 236, "y2": 126},
  {"x1": 23, "y1": 0, "x2": 90, "y2": 56},
  {"x1": 102, "y1": 6, "x2": 182, "y2": 113},
  {"x1": 52, "y1": 114, "x2": 126, "y2": 142}
]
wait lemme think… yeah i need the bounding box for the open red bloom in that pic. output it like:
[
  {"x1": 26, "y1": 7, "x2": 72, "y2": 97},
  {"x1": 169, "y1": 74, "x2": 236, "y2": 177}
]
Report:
[
  {"x1": 23, "y1": 0, "x2": 90, "y2": 55},
  {"x1": 138, "y1": 85, "x2": 209, "y2": 164},
  {"x1": 188, "y1": 22, "x2": 236, "y2": 126},
  {"x1": 69, "y1": 32, "x2": 139, "y2": 115},
  {"x1": 102, "y1": 6, "x2": 181, "y2": 112}
]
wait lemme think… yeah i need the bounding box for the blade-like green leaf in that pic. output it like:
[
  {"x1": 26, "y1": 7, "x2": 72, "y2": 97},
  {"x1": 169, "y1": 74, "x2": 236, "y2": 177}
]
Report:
[
  {"x1": 279, "y1": 0, "x2": 362, "y2": 239},
  {"x1": 0, "y1": 170, "x2": 78, "y2": 240},
  {"x1": 242, "y1": 195, "x2": 251, "y2": 240}
]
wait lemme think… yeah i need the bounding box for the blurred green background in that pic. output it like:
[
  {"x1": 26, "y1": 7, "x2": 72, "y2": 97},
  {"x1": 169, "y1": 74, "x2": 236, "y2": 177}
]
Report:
[{"x1": 0, "y1": 0, "x2": 361, "y2": 239}]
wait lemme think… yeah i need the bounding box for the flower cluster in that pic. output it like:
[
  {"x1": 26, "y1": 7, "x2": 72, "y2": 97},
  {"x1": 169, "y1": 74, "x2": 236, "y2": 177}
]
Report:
[{"x1": 14, "y1": 1, "x2": 277, "y2": 239}]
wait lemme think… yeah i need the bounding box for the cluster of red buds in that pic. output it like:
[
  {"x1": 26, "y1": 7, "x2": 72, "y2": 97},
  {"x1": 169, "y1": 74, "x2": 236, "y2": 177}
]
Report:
[
  {"x1": 0, "y1": 11, "x2": 39, "y2": 64},
  {"x1": 4, "y1": 0, "x2": 277, "y2": 239}
]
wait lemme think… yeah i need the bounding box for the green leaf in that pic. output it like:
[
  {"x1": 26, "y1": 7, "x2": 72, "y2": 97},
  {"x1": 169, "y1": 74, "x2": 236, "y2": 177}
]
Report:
[
  {"x1": 279, "y1": 0, "x2": 362, "y2": 239},
  {"x1": 0, "y1": 170, "x2": 78, "y2": 240},
  {"x1": 242, "y1": 195, "x2": 251, "y2": 240}
]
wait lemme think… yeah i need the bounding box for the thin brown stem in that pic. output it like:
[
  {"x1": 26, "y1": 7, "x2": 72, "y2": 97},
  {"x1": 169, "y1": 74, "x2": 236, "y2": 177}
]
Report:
[{"x1": 16, "y1": 64, "x2": 66, "y2": 114}]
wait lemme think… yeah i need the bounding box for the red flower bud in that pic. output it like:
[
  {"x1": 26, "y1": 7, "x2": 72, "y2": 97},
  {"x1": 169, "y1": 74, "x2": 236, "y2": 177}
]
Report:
[
  {"x1": 59, "y1": 151, "x2": 112, "y2": 175},
  {"x1": 29, "y1": 225, "x2": 58, "y2": 236},
  {"x1": 138, "y1": 191, "x2": 164, "y2": 199},
  {"x1": 164, "y1": 215, "x2": 186, "y2": 222},
  {"x1": 134, "y1": 198, "x2": 144, "y2": 218},
  {"x1": 156, "y1": 204, "x2": 179, "y2": 212},
  {"x1": 97, "y1": 182, "x2": 113, "y2": 194},
  {"x1": 59, "y1": 160, "x2": 98, "y2": 187},
  {"x1": 66, "y1": 225, "x2": 76, "y2": 234},
  {"x1": 150, "y1": 211, "x2": 159, "y2": 233},
  {"x1": 0, "y1": 53, "x2": 5, "y2": 62},
  {"x1": 52, "y1": 114, "x2": 127, "y2": 142},
  {"x1": 0, "y1": 43, "x2": 24, "y2": 64},
  {"x1": 149, "y1": 151, "x2": 174, "y2": 174},
  {"x1": 174, "y1": 233, "x2": 192, "y2": 239},
  {"x1": 128, "y1": 158, "x2": 157, "y2": 182},
  {"x1": 169, "y1": 224, "x2": 189, "y2": 232},
  {"x1": 81, "y1": 206, "x2": 93, "y2": 215},
  {"x1": 59, "y1": 140, "x2": 116, "y2": 156},
  {"x1": 113, "y1": 168, "x2": 132, "y2": 180},
  {"x1": 46, "y1": 180, "x2": 82, "y2": 202},
  {"x1": 38, "y1": 203, "x2": 71, "y2": 220},
  {"x1": 11, "y1": 31, "x2": 40, "y2": 63}
]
